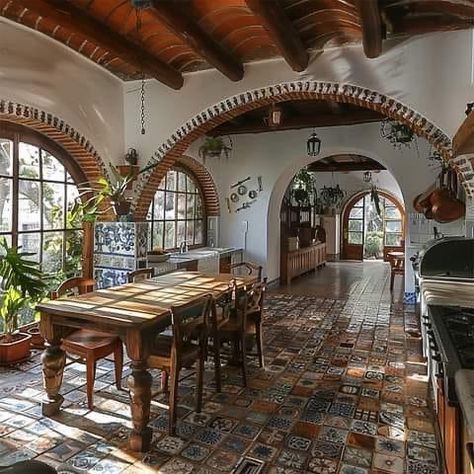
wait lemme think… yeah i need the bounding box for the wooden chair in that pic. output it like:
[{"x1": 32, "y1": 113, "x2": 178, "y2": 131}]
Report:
[
  {"x1": 230, "y1": 261, "x2": 263, "y2": 281},
  {"x1": 217, "y1": 279, "x2": 266, "y2": 386},
  {"x1": 52, "y1": 277, "x2": 123, "y2": 410},
  {"x1": 128, "y1": 267, "x2": 155, "y2": 283},
  {"x1": 388, "y1": 252, "x2": 405, "y2": 291},
  {"x1": 147, "y1": 295, "x2": 212, "y2": 435}
]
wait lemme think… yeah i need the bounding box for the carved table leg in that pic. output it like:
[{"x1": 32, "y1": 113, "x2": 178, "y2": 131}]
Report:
[
  {"x1": 128, "y1": 360, "x2": 152, "y2": 452},
  {"x1": 41, "y1": 343, "x2": 66, "y2": 416}
]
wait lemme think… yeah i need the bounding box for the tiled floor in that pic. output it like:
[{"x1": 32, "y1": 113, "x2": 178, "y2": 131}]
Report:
[{"x1": 0, "y1": 262, "x2": 440, "y2": 473}]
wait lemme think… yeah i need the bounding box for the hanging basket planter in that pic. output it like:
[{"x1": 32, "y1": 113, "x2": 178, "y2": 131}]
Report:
[
  {"x1": 380, "y1": 119, "x2": 415, "y2": 148},
  {"x1": 198, "y1": 136, "x2": 233, "y2": 162}
]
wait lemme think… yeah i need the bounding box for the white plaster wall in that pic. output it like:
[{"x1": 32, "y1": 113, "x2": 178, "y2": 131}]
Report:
[
  {"x1": 124, "y1": 29, "x2": 474, "y2": 167},
  {"x1": 186, "y1": 122, "x2": 465, "y2": 288},
  {"x1": 0, "y1": 19, "x2": 124, "y2": 164}
]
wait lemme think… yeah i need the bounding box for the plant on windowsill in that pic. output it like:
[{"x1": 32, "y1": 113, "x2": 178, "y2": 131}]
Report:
[
  {"x1": 0, "y1": 238, "x2": 47, "y2": 364},
  {"x1": 198, "y1": 136, "x2": 233, "y2": 162}
]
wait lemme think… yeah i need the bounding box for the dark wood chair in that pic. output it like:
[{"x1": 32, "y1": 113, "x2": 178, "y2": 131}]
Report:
[
  {"x1": 0, "y1": 460, "x2": 57, "y2": 473},
  {"x1": 217, "y1": 279, "x2": 266, "y2": 386},
  {"x1": 147, "y1": 294, "x2": 212, "y2": 435},
  {"x1": 127, "y1": 267, "x2": 155, "y2": 283},
  {"x1": 52, "y1": 277, "x2": 123, "y2": 410},
  {"x1": 230, "y1": 261, "x2": 263, "y2": 281}
]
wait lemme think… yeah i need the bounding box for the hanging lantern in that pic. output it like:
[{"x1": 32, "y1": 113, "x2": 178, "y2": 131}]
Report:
[
  {"x1": 363, "y1": 171, "x2": 372, "y2": 183},
  {"x1": 266, "y1": 103, "x2": 283, "y2": 127},
  {"x1": 306, "y1": 131, "x2": 321, "y2": 156}
]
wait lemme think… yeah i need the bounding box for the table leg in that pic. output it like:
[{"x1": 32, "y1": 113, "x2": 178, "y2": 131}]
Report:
[
  {"x1": 128, "y1": 360, "x2": 152, "y2": 452},
  {"x1": 41, "y1": 343, "x2": 66, "y2": 416}
]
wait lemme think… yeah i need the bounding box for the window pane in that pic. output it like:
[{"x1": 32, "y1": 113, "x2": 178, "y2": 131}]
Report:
[
  {"x1": 0, "y1": 139, "x2": 13, "y2": 176},
  {"x1": 196, "y1": 195, "x2": 203, "y2": 218},
  {"x1": 348, "y1": 232, "x2": 363, "y2": 244},
  {"x1": 0, "y1": 178, "x2": 12, "y2": 232},
  {"x1": 177, "y1": 221, "x2": 186, "y2": 245},
  {"x1": 385, "y1": 220, "x2": 401, "y2": 232},
  {"x1": 385, "y1": 233, "x2": 402, "y2": 246},
  {"x1": 66, "y1": 185, "x2": 80, "y2": 229},
  {"x1": 353, "y1": 198, "x2": 364, "y2": 208},
  {"x1": 153, "y1": 190, "x2": 165, "y2": 220},
  {"x1": 349, "y1": 207, "x2": 363, "y2": 219},
  {"x1": 164, "y1": 221, "x2": 175, "y2": 249},
  {"x1": 18, "y1": 232, "x2": 40, "y2": 262},
  {"x1": 385, "y1": 206, "x2": 401, "y2": 219},
  {"x1": 18, "y1": 179, "x2": 40, "y2": 231},
  {"x1": 186, "y1": 220, "x2": 194, "y2": 244},
  {"x1": 42, "y1": 151, "x2": 65, "y2": 181},
  {"x1": 165, "y1": 192, "x2": 176, "y2": 219},
  {"x1": 348, "y1": 219, "x2": 363, "y2": 232},
  {"x1": 186, "y1": 175, "x2": 196, "y2": 193},
  {"x1": 177, "y1": 194, "x2": 186, "y2": 219},
  {"x1": 166, "y1": 170, "x2": 176, "y2": 191},
  {"x1": 43, "y1": 182, "x2": 65, "y2": 230},
  {"x1": 151, "y1": 222, "x2": 164, "y2": 250},
  {"x1": 178, "y1": 172, "x2": 187, "y2": 192},
  {"x1": 195, "y1": 220, "x2": 204, "y2": 245},
  {"x1": 43, "y1": 231, "x2": 63, "y2": 273},
  {"x1": 186, "y1": 194, "x2": 195, "y2": 219},
  {"x1": 19, "y1": 142, "x2": 40, "y2": 178}
]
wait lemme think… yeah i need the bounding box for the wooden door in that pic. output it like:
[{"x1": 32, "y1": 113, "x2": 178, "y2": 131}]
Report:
[{"x1": 342, "y1": 196, "x2": 364, "y2": 260}]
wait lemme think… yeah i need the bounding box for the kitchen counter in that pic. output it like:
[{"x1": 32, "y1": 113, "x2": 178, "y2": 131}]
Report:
[{"x1": 456, "y1": 370, "x2": 474, "y2": 437}]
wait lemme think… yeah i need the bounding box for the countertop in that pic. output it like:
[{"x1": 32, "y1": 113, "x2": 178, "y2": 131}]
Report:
[
  {"x1": 149, "y1": 247, "x2": 242, "y2": 265},
  {"x1": 455, "y1": 369, "x2": 474, "y2": 437}
]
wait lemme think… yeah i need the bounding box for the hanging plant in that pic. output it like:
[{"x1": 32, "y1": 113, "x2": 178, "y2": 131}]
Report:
[
  {"x1": 198, "y1": 136, "x2": 233, "y2": 162},
  {"x1": 319, "y1": 185, "x2": 345, "y2": 214},
  {"x1": 380, "y1": 119, "x2": 415, "y2": 148},
  {"x1": 290, "y1": 168, "x2": 317, "y2": 206},
  {"x1": 370, "y1": 185, "x2": 382, "y2": 217}
]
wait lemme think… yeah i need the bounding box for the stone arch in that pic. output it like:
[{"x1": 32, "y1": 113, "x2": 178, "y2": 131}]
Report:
[
  {"x1": 133, "y1": 81, "x2": 463, "y2": 219},
  {"x1": 175, "y1": 155, "x2": 220, "y2": 216},
  {"x1": 0, "y1": 99, "x2": 108, "y2": 187}
]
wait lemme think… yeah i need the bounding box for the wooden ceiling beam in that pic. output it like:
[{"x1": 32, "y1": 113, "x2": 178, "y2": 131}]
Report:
[
  {"x1": 244, "y1": 0, "x2": 309, "y2": 72},
  {"x1": 356, "y1": 0, "x2": 383, "y2": 58},
  {"x1": 209, "y1": 110, "x2": 383, "y2": 136},
  {"x1": 308, "y1": 161, "x2": 386, "y2": 172},
  {"x1": 16, "y1": 0, "x2": 183, "y2": 89},
  {"x1": 150, "y1": 1, "x2": 243, "y2": 82}
]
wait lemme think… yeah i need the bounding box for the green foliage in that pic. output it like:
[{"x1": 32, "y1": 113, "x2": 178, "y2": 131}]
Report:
[
  {"x1": 0, "y1": 238, "x2": 47, "y2": 339},
  {"x1": 370, "y1": 185, "x2": 382, "y2": 217},
  {"x1": 364, "y1": 231, "x2": 383, "y2": 259},
  {"x1": 290, "y1": 168, "x2": 317, "y2": 206},
  {"x1": 319, "y1": 185, "x2": 345, "y2": 213},
  {"x1": 198, "y1": 136, "x2": 232, "y2": 161}
]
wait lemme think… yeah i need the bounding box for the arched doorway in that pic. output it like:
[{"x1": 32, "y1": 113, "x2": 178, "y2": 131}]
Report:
[{"x1": 342, "y1": 190, "x2": 405, "y2": 261}]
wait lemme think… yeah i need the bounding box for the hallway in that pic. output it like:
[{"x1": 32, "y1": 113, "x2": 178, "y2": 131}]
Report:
[{"x1": 0, "y1": 263, "x2": 437, "y2": 473}]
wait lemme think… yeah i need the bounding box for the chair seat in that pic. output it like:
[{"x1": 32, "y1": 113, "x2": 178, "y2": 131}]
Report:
[
  {"x1": 148, "y1": 335, "x2": 200, "y2": 368},
  {"x1": 218, "y1": 318, "x2": 256, "y2": 335},
  {"x1": 62, "y1": 329, "x2": 120, "y2": 351}
]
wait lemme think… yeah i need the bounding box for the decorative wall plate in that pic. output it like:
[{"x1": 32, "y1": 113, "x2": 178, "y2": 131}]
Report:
[
  {"x1": 230, "y1": 193, "x2": 239, "y2": 203},
  {"x1": 248, "y1": 190, "x2": 257, "y2": 199},
  {"x1": 238, "y1": 185, "x2": 247, "y2": 195}
]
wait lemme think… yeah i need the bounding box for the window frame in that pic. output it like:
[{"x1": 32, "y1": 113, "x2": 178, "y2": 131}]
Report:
[
  {"x1": 0, "y1": 121, "x2": 87, "y2": 271},
  {"x1": 147, "y1": 166, "x2": 207, "y2": 252}
]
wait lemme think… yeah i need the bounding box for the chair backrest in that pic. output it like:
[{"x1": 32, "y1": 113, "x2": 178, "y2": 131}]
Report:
[
  {"x1": 51, "y1": 277, "x2": 96, "y2": 300},
  {"x1": 235, "y1": 278, "x2": 267, "y2": 329},
  {"x1": 230, "y1": 261, "x2": 263, "y2": 281},
  {"x1": 128, "y1": 267, "x2": 155, "y2": 283},
  {"x1": 170, "y1": 295, "x2": 213, "y2": 349}
]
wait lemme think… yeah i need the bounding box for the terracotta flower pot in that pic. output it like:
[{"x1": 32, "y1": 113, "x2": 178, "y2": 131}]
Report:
[
  {"x1": 25, "y1": 323, "x2": 45, "y2": 349},
  {"x1": 113, "y1": 200, "x2": 131, "y2": 216},
  {"x1": 0, "y1": 332, "x2": 32, "y2": 365}
]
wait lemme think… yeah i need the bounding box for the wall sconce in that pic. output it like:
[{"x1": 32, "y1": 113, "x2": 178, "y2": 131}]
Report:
[
  {"x1": 363, "y1": 171, "x2": 372, "y2": 183},
  {"x1": 125, "y1": 147, "x2": 138, "y2": 165},
  {"x1": 265, "y1": 104, "x2": 283, "y2": 127},
  {"x1": 306, "y1": 130, "x2": 321, "y2": 156}
]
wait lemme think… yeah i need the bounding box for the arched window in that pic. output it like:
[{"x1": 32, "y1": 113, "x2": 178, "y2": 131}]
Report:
[
  {"x1": 0, "y1": 122, "x2": 85, "y2": 277},
  {"x1": 147, "y1": 168, "x2": 206, "y2": 250}
]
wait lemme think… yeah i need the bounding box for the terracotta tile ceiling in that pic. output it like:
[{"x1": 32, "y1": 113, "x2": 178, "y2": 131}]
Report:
[{"x1": 1, "y1": 0, "x2": 473, "y2": 88}]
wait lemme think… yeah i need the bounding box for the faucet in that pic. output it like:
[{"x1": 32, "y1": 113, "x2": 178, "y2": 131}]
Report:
[{"x1": 179, "y1": 240, "x2": 189, "y2": 254}]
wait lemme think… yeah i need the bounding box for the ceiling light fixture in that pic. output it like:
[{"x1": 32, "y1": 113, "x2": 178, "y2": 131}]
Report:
[{"x1": 306, "y1": 129, "x2": 321, "y2": 156}]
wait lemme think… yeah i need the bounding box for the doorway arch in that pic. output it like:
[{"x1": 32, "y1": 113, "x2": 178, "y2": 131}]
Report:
[
  {"x1": 132, "y1": 80, "x2": 462, "y2": 219},
  {"x1": 341, "y1": 189, "x2": 405, "y2": 261}
]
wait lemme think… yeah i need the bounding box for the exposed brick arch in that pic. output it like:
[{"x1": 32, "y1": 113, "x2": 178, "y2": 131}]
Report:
[
  {"x1": 0, "y1": 99, "x2": 108, "y2": 187},
  {"x1": 133, "y1": 81, "x2": 462, "y2": 219},
  {"x1": 176, "y1": 155, "x2": 220, "y2": 216}
]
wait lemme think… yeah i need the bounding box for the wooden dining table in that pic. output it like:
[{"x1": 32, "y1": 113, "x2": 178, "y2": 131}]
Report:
[{"x1": 37, "y1": 271, "x2": 254, "y2": 452}]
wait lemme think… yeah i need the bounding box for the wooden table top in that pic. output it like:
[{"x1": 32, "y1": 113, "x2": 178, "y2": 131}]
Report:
[{"x1": 37, "y1": 272, "x2": 254, "y2": 328}]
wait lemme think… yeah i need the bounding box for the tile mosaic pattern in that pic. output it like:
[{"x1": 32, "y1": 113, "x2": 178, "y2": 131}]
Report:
[{"x1": 0, "y1": 292, "x2": 440, "y2": 473}]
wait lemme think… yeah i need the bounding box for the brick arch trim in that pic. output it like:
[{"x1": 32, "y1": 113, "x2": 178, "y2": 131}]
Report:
[
  {"x1": 133, "y1": 81, "x2": 461, "y2": 219},
  {"x1": 176, "y1": 155, "x2": 220, "y2": 216},
  {"x1": 0, "y1": 99, "x2": 108, "y2": 187}
]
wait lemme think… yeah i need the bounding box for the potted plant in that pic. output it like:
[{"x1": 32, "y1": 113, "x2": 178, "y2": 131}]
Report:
[
  {"x1": 198, "y1": 136, "x2": 232, "y2": 162},
  {"x1": 291, "y1": 168, "x2": 317, "y2": 206},
  {"x1": 380, "y1": 119, "x2": 415, "y2": 148},
  {"x1": 0, "y1": 239, "x2": 47, "y2": 364},
  {"x1": 320, "y1": 185, "x2": 345, "y2": 215}
]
